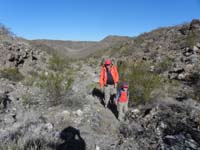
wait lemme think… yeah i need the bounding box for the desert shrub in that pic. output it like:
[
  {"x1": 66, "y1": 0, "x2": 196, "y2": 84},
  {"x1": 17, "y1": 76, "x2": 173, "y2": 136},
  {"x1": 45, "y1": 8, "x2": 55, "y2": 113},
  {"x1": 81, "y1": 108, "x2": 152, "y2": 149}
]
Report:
[
  {"x1": 189, "y1": 65, "x2": 200, "y2": 101},
  {"x1": 86, "y1": 57, "x2": 99, "y2": 67},
  {"x1": 186, "y1": 32, "x2": 199, "y2": 48},
  {"x1": 64, "y1": 77, "x2": 74, "y2": 91},
  {"x1": 193, "y1": 79, "x2": 200, "y2": 101},
  {"x1": 48, "y1": 53, "x2": 70, "y2": 72},
  {"x1": 117, "y1": 60, "x2": 129, "y2": 81},
  {"x1": 118, "y1": 61, "x2": 162, "y2": 105},
  {"x1": 21, "y1": 92, "x2": 39, "y2": 107},
  {"x1": 155, "y1": 56, "x2": 173, "y2": 73},
  {"x1": 63, "y1": 95, "x2": 86, "y2": 110},
  {"x1": 24, "y1": 138, "x2": 48, "y2": 150},
  {"x1": 37, "y1": 72, "x2": 73, "y2": 106},
  {"x1": 22, "y1": 53, "x2": 75, "y2": 106},
  {"x1": 0, "y1": 138, "x2": 51, "y2": 150},
  {"x1": 0, "y1": 68, "x2": 24, "y2": 82},
  {"x1": 134, "y1": 36, "x2": 145, "y2": 46},
  {"x1": 22, "y1": 76, "x2": 36, "y2": 86}
]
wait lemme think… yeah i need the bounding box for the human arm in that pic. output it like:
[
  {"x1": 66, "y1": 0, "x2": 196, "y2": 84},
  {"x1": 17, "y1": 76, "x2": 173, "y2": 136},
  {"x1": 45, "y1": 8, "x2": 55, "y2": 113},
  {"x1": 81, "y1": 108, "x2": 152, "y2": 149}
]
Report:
[{"x1": 113, "y1": 66, "x2": 119, "y2": 88}]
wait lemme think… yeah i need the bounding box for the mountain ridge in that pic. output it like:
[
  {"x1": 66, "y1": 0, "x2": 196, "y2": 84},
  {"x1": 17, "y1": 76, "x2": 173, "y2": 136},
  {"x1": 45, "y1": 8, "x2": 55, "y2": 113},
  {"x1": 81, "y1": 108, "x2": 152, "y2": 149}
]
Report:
[{"x1": 29, "y1": 35, "x2": 132, "y2": 58}]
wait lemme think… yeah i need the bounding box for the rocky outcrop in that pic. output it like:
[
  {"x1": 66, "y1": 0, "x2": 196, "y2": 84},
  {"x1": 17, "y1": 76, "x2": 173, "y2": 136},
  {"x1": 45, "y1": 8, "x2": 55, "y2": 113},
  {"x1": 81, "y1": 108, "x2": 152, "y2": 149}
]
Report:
[
  {"x1": 0, "y1": 40, "x2": 49, "y2": 74},
  {"x1": 168, "y1": 44, "x2": 200, "y2": 81},
  {"x1": 119, "y1": 98, "x2": 200, "y2": 149},
  {"x1": 190, "y1": 19, "x2": 200, "y2": 31}
]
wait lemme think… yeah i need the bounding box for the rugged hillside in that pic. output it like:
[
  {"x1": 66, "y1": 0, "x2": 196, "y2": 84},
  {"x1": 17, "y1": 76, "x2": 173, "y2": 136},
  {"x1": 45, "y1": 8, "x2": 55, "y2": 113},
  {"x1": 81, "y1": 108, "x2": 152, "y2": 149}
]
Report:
[
  {"x1": 0, "y1": 25, "x2": 122, "y2": 150},
  {"x1": 0, "y1": 19, "x2": 200, "y2": 150},
  {"x1": 30, "y1": 35, "x2": 131, "y2": 58},
  {"x1": 89, "y1": 19, "x2": 200, "y2": 149}
]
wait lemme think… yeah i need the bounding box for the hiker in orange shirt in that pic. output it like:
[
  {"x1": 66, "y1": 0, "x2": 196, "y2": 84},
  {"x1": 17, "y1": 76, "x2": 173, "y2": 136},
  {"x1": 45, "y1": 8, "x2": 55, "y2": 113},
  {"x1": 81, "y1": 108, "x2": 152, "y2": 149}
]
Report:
[
  {"x1": 115, "y1": 82, "x2": 129, "y2": 121},
  {"x1": 99, "y1": 59, "x2": 119, "y2": 108}
]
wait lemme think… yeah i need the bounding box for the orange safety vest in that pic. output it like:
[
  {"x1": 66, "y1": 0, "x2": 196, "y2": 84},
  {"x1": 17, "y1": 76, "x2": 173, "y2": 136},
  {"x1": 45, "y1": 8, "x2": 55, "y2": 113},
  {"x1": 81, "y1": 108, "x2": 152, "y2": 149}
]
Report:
[
  {"x1": 119, "y1": 90, "x2": 128, "y2": 103},
  {"x1": 99, "y1": 65, "x2": 119, "y2": 88}
]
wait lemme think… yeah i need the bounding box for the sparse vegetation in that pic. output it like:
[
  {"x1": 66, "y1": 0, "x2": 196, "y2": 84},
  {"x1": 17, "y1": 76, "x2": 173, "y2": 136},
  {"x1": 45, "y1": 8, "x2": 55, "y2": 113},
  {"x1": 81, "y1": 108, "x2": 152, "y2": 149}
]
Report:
[
  {"x1": 36, "y1": 72, "x2": 71, "y2": 105},
  {"x1": 64, "y1": 77, "x2": 74, "y2": 91},
  {"x1": 0, "y1": 68, "x2": 24, "y2": 82},
  {"x1": 193, "y1": 79, "x2": 200, "y2": 101},
  {"x1": 63, "y1": 95, "x2": 86, "y2": 109},
  {"x1": 86, "y1": 57, "x2": 99, "y2": 67},
  {"x1": 118, "y1": 61, "x2": 162, "y2": 104},
  {"x1": 48, "y1": 53, "x2": 70, "y2": 72},
  {"x1": 189, "y1": 65, "x2": 200, "y2": 101},
  {"x1": 21, "y1": 53, "x2": 75, "y2": 106},
  {"x1": 87, "y1": 82, "x2": 99, "y2": 90},
  {"x1": 186, "y1": 32, "x2": 199, "y2": 48},
  {"x1": 0, "y1": 138, "x2": 51, "y2": 150},
  {"x1": 22, "y1": 75, "x2": 36, "y2": 86},
  {"x1": 134, "y1": 36, "x2": 145, "y2": 46},
  {"x1": 21, "y1": 92, "x2": 38, "y2": 107},
  {"x1": 155, "y1": 56, "x2": 174, "y2": 73}
]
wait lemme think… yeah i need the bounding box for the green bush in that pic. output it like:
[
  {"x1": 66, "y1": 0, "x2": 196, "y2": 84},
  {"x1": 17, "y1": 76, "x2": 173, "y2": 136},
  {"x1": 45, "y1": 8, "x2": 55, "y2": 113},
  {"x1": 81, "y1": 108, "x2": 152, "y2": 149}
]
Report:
[
  {"x1": 118, "y1": 61, "x2": 162, "y2": 104},
  {"x1": 48, "y1": 53, "x2": 69, "y2": 72},
  {"x1": 0, "y1": 68, "x2": 24, "y2": 82},
  {"x1": 37, "y1": 72, "x2": 73, "y2": 106}
]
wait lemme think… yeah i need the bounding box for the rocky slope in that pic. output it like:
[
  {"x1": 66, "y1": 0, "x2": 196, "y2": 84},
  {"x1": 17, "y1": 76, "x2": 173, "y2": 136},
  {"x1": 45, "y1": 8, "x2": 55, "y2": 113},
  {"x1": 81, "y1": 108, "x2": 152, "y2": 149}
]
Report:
[
  {"x1": 98, "y1": 19, "x2": 200, "y2": 149},
  {"x1": 0, "y1": 19, "x2": 200, "y2": 150}
]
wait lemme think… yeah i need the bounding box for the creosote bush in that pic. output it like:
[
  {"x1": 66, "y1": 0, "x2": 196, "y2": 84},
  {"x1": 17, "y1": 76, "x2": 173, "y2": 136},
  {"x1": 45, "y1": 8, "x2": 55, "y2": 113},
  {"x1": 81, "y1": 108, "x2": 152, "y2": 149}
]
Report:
[
  {"x1": 34, "y1": 53, "x2": 75, "y2": 106},
  {"x1": 118, "y1": 61, "x2": 162, "y2": 105},
  {"x1": 48, "y1": 53, "x2": 70, "y2": 72},
  {"x1": 21, "y1": 53, "x2": 75, "y2": 106},
  {"x1": 37, "y1": 72, "x2": 73, "y2": 106}
]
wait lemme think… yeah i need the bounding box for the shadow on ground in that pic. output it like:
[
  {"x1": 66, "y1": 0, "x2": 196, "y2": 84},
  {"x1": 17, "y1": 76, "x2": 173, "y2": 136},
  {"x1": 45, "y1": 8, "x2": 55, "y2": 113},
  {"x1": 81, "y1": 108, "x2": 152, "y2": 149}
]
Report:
[{"x1": 56, "y1": 126, "x2": 86, "y2": 150}]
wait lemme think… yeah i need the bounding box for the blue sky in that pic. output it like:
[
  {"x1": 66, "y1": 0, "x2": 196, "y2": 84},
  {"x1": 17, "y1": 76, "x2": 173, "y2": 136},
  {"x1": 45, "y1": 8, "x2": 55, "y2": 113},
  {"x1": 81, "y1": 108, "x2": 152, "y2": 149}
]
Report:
[{"x1": 0, "y1": 0, "x2": 200, "y2": 41}]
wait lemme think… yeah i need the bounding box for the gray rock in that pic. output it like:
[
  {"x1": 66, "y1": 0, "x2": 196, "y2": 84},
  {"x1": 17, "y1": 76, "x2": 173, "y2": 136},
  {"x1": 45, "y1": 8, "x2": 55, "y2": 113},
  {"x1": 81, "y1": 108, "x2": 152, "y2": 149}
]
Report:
[
  {"x1": 197, "y1": 43, "x2": 200, "y2": 48},
  {"x1": 7, "y1": 53, "x2": 15, "y2": 61}
]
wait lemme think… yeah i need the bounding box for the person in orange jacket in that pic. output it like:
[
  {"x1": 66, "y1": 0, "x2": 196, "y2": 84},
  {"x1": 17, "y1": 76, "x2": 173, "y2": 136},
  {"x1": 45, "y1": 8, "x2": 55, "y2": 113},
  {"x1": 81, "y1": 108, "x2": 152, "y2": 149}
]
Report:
[
  {"x1": 99, "y1": 59, "x2": 119, "y2": 108},
  {"x1": 115, "y1": 82, "x2": 129, "y2": 121}
]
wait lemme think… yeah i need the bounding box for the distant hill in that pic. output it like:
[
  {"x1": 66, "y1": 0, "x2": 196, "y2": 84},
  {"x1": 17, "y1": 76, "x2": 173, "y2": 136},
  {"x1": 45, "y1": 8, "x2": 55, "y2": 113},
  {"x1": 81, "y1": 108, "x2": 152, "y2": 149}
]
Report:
[{"x1": 30, "y1": 35, "x2": 131, "y2": 58}]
